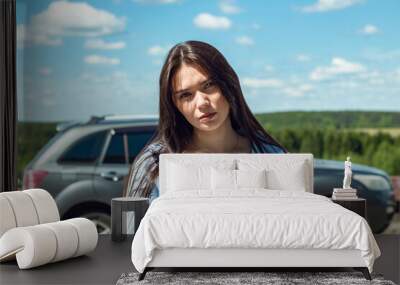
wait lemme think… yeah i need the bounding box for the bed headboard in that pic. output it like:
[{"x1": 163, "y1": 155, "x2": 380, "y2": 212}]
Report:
[{"x1": 159, "y1": 153, "x2": 314, "y2": 195}]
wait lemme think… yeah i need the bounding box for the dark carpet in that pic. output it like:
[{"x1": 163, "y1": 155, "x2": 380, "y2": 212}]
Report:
[{"x1": 116, "y1": 271, "x2": 396, "y2": 285}]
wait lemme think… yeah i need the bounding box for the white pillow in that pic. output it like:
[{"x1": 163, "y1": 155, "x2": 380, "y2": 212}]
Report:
[
  {"x1": 237, "y1": 159, "x2": 309, "y2": 192},
  {"x1": 266, "y1": 161, "x2": 307, "y2": 191},
  {"x1": 236, "y1": 169, "x2": 267, "y2": 189},
  {"x1": 167, "y1": 162, "x2": 210, "y2": 191},
  {"x1": 211, "y1": 168, "x2": 268, "y2": 190},
  {"x1": 167, "y1": 160, "x2": 236, "y2": 192},
  {"x1": 211, "y1": 168, "x2": 236, "y2": 190}
]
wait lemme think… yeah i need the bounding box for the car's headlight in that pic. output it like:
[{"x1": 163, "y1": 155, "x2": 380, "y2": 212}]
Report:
[{"x1": 353, "y1": 174, "x2": 392, "y2": 191}]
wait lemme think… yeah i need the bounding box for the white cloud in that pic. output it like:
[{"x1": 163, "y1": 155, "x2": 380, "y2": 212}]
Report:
[
  {"x1": 84, "y1": 55, "x2": 120, "y2": 65},
  {"x1": 327, "y1": 68, "x2": 400, "y2": 91},
  {"x1": 235, "y1": 36, "x2": 254, "y2": 46},
  {"x1": 394, "y1": 68, "x2": 400, "y2": 82},
  {"x1": 81, "y1": 71, "x2": 128, "y2": 82},
  {"x1": 310, "y1": 57, "x2": 366, "y2": 81},
  {"x1": 110, "y1": 71, "x2": 129, "y2": 80},
  {"x1": 283, "y1": 84, "x2": 314, "y2": 97},
  {"x1": 362, "y1": 49, "x2": 400, "y2": 61},
  {"x1": 288, "y1": 75, "x2": 302, "y2": 84},
  {"x1": 17, "y1": 24, "x2": 62, "y2": 48},
  {"x1": 84, "y1": 39, "x2": 126, "y2": 50},
  {"x1": 219, "y1": 0, "x2": 241, "y2": 14},
  {"x1": 300, "y1": 0, "x2": 363, "y2": 13},
  {"x1": 331, "y1": 80, "x2": 360, "y2": 89},
  {"x1": 193, "y1": 13, "x2": 231, "y2": 30},
  {"x1": 151, "y1": 59, "x2": 163, "y2": 66},
  {"x1": 368, "y1": 78, "x2": 385, "y2": 85},
  {"x1": 242, "y1": 75, "x2": 315, "y2": 98},
  {"x1": 18, "y1": 0, "x2": 126, "y2": 47},
  {"x1": 147, "y1": 44, "x2": 170, "y2": 56},
  {"x1": 360, "y1": 24, "x2": 379, "y2": 35},
  {"x1": 299, "y1": 84, "x2": 314, "y2": 92},
  {"x1": 296, "y1": 54, "x2": 311, "y2": 62},
  {"x1": 38, "y1": 67, "x2": 53, "y2": 76},
  {"x1": 357, "y1": 69, "x2": 400, "y2": 85},
  {"x1": 242, "y1": 77, "x2": 283, "y2": 88},
  {"x1": 358, "y1": 70, "x2": 380, "y2": 80},
  {"x1": 264, "y1": 65, "x2": 274, "y2": 72}
]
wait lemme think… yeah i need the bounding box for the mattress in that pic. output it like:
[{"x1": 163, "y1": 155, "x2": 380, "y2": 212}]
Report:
[{"x1": 131, "y1": 189, "x2": 381, "y2": 273}]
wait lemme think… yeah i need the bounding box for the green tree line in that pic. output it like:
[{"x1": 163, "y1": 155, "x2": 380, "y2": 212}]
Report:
[
  {"x1": 256, "y1": 111, "x2": 400, "y2": 130},
  {"x1": 269, "y1": 127, "x2": 400, "y2": 176},
  {"x1": 16, "y1": 111, "x2": 400, "y2": 187}
]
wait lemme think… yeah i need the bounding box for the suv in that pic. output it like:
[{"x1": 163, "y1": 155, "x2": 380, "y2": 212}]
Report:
[{"x1": 23, "y1": 115, "x2": 396, "y2": 234}]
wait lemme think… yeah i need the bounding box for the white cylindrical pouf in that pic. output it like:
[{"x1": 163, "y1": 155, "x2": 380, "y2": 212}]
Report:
[
  {"x1": 0, "y1": 226, "x2": 57, "y2": 269},
  {"x1": 1, "y1": 192, "x2": 39, "y2": 227},
  {"x1": 24, "y1": 189, "x2": 60, "y2": 223},
  {"x1": 65, "y1": 218, "x2": 98, "y2": 257},
  {"x1": 42, "y1": 221, "x2": 79, "y2": 262},
  {"x1": 0, "y1": 219, "x2": 98, "y2": 269},
  {"x1": 0, "y1": 196, "x2": 17, "y2": 237}
]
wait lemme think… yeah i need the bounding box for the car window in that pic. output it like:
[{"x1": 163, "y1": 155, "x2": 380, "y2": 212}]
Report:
[
  {"x1": 103, "y1": 133, "x2": 125, "y2": 164},
  {"x1": 127, "y1": 132, "x2": 154, "y2": 163},
  {"x1": 103, "y1": 131, "x2": 154, "y2": 164},
  {"x1": 58, "y1": 131, "x2": 106, "y2": 164}
]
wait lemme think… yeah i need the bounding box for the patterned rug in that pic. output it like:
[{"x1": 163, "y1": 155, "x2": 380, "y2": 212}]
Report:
[{"x1": 116, "y1": 271, "x2": 396, "y2": 285}]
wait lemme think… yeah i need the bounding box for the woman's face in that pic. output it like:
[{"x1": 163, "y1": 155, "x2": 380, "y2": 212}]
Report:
[{"x1": 172, "y1": 63, "x2": 231, "y2": 132}]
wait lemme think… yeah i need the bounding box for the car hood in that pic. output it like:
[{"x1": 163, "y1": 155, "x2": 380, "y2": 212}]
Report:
[{"x1": 314, "y1": 158, "x2": 388, "y2": 176}]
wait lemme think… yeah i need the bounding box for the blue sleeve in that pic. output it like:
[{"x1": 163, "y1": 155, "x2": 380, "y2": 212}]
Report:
[
  {"x1": 149, "y1": 184, "x2": 159, "y2": 204},
  {"x1": 269, "y1": 144, "x2": 285, "y2": 153},
  {"x1": 126, "y1": 147, "x2": 155, "y2": 197},
  {"x1": 257, "y1": 143, "x2": 285, "y2": 154}
]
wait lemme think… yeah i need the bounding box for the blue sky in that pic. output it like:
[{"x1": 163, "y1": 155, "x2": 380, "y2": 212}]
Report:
[{"x1": 16, "y1": 0, "x2": 400, "y2": 122}]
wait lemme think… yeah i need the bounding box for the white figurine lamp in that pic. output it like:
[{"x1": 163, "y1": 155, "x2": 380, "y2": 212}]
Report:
[
  {"x1": 332, "y1": 156, "x2": 358, "y2": 200},
  {"x1": 343, "y1": 156, "x2": 352, "y2": 189}
]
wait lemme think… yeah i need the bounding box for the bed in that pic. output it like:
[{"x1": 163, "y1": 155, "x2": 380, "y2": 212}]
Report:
[{"x1": 130, "y1": 153, "x2": 381, "y2": 281}]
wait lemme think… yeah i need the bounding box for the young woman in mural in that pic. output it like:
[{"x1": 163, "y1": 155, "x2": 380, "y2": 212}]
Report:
[{"x1": 124, "y1": 40, "x2": 287, "y2": 201}]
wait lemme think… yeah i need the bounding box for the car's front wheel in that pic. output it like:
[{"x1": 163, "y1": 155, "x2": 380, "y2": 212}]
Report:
[
  {"x1": 64, "y1": 206, "x2": 111, "y2": 235},
  {"x1": 80, "y1": 212, "x2": 111, "y2": 234}
]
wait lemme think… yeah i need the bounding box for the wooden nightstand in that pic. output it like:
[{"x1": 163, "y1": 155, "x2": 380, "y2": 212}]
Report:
[{"x1": 331, "y1": 198, "x2": 367, "y2": 219}]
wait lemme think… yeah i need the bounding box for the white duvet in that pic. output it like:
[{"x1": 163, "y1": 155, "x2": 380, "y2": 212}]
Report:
[{"x1": 131, "y1": 189, "x2": 381, "y2": 273}]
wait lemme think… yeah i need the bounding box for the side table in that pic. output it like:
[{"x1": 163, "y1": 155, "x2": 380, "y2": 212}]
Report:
[
  {"x1": 111, "y1": 197, "x2": 149, "y2": 241},
  {"x1": 331, "y1": 198, "x2": 367, "y2": 219}
]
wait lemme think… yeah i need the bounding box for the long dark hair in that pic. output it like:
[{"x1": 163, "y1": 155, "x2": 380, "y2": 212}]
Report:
[{"x1": 124, "y1": 40, "x2": 287, "y2": 198}]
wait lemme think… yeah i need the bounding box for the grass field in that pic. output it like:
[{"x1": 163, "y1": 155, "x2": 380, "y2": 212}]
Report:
[{"x1": 349, "y1": 128, "x2": 400, "y2": 137}]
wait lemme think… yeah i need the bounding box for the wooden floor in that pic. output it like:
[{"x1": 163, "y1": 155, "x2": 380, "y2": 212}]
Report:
[
  {"x1": 373, "y1": 234, "x2": 400, "y2": 284},
  {"x1": 0, "y1": 234, "x2": 398, "y2": 284},
  {"x1": 383, "y1": 213, "x2": 400, "y2": 234}
]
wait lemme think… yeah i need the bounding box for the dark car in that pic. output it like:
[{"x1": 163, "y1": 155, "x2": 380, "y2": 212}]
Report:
[{"x1": 22, "y1": 115, "x2": 396, "y2": 234}]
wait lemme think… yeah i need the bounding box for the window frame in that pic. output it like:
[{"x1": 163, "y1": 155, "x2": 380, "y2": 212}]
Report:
[
  {"x1": 57, "y1": 130, "x2": 108, "y2": 165},
  {"x1": 99, "y1": 125, "x2": 157, "y2": 166}
]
